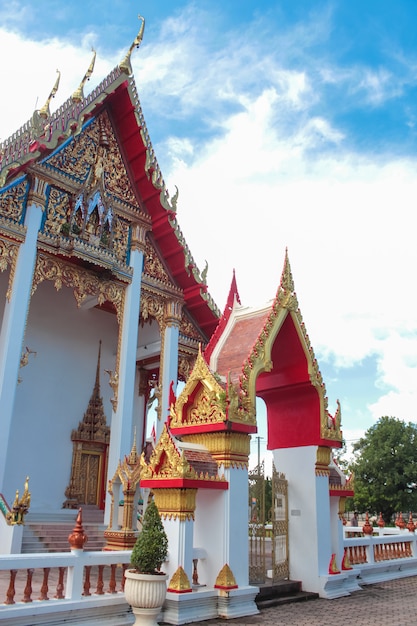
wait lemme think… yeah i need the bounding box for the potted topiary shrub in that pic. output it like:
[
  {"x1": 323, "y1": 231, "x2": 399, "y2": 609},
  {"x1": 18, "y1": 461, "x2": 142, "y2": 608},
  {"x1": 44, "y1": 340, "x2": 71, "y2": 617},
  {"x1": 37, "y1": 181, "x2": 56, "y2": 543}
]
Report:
[{"x1": 124, "y1": 499, "x2": 169, "y2": 626}]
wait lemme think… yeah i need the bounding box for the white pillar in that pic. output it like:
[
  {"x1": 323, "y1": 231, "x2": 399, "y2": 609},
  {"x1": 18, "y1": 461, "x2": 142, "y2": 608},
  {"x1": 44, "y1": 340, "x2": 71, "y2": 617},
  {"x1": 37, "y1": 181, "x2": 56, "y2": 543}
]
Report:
[
  {"x1": 105, "y1": 223, "x2": 147, "y2": 524},
  {"x1": 0, "y1": 178, "x2": 47, "y2": 492},
  {"x1": 273, "y1": 445, "x2": 333, "y2": 593},
  {"x1": 222, "y1": 465, "x2": 250, "y2": 587},
  {"x1": 158, "y1": 300, "x2": 181, "y2": 437},
  {"x1": 163, "y1": 517, "x2": 194, "y2": 584}
]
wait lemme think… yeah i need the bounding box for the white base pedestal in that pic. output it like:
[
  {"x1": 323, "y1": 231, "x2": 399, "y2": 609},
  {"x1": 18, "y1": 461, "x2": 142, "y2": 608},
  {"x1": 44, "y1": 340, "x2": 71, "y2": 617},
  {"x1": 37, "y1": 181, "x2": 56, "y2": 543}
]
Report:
[
  {"x1": 217, "y1": 586, "x2": 259, "y2": 619},
  {"x1": 162, "y1": 588, "x2": 218, "y2": 625},
  {"x1": 318, "y1": 571, "x2": 361, "y2": 599},
  {"x1": 161, "y1": 585, "x2": 259, "y2": 624}
]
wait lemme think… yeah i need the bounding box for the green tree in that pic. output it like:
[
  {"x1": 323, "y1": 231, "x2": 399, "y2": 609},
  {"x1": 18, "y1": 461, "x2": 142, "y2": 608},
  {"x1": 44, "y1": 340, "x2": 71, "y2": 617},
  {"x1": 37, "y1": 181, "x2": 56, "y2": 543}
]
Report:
[
  {"x1": 350, "y1": 416, "x2": 417, "y2": 523},
  {"x1": 130, "y1": 500, "x2": 168, "y2": 574}
]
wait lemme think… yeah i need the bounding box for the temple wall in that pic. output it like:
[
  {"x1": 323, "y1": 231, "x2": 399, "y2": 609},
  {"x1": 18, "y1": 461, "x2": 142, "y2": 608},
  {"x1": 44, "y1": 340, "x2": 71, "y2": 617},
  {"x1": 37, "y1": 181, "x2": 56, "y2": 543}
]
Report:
[
  {"x1": 273, "y1": 446, "x2": 323, "y2": 592},
  {"x1": 4, "y1": 280, "x2": 118, "y2": 511}
]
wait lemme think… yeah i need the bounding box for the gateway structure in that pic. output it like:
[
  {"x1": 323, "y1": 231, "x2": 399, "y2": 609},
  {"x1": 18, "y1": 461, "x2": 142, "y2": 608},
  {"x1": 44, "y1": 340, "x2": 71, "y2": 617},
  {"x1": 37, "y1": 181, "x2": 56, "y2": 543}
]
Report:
[{"x1": 0, "y1": 18, "x2": 353, "y2": 624}]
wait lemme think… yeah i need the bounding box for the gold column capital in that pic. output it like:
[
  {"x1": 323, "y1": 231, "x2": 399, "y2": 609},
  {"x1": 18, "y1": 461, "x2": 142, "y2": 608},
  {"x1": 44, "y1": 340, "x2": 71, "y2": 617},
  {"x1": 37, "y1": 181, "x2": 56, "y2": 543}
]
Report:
[
  {"x1": 27, "y1": 175, "x2": 48, "y2": 212},
  {"x1": 164, "y1": 299, "x2": 183, "y2": 328},
  {"x1": 153, "y1": 488, "x2": 197, "y2": 521},
  {"x1": 130, "y1": 222, "x2": 149, "y2": 253}
]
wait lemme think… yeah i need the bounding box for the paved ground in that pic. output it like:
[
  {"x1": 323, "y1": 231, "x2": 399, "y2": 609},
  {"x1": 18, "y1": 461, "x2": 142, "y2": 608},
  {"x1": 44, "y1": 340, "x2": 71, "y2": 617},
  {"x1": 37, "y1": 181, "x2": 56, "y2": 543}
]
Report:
[{"x1": 172, "y1": 577, "x2": 417, "y2": 626}]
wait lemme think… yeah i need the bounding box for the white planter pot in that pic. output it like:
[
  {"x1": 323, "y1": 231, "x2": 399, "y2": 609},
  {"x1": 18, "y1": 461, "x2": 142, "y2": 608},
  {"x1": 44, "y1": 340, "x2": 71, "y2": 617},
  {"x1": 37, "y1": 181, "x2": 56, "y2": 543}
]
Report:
[{"x1": 124, "y1": 570, "x2": 168, "y2": 626}]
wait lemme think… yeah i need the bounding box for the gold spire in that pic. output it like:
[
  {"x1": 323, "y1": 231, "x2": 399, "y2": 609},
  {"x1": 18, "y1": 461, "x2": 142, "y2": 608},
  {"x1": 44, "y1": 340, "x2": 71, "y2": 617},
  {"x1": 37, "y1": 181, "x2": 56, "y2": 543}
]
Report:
[
  {"x1": 119, "y1": 15, "x2": 145, "y2": 75},
  {"x1": 128, "y1": 428, "x2": 138, "y2": 464},
  {"x1": 280, "y1": 247, "x2": 295, "y2": 293},
  {"x1": 39, "y1": 70, "x2": 61, "y2": 119},
  {"x1": 72, "y1": 49, "x2": 96, "y2": 103}
]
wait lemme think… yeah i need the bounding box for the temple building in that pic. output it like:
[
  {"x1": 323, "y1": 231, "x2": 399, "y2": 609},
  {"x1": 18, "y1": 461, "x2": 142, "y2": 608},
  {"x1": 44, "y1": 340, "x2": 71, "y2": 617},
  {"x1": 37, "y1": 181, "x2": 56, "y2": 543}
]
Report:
[{"x1": 0, "y1": 16, "x2": 355, "y2": 625}]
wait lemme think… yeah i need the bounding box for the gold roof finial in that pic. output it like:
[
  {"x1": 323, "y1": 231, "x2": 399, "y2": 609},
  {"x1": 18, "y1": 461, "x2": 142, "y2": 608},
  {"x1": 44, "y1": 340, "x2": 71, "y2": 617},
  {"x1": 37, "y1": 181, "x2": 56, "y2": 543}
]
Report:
[
  {"x1": 281, "y1": 247, "x2": 295, "y2": 293},
  {"x1": 39, "y1": 69, "x2": 61, "y2": 119},
  {"x1": 128, "y1": 428, "x2": 138, "y2": 464},
  {"x1": 119, "y1": 14, "x2": 145, "y2": 75},
  {"x1": 72, "y1": 49, "x2": 96, "y2": 103}
]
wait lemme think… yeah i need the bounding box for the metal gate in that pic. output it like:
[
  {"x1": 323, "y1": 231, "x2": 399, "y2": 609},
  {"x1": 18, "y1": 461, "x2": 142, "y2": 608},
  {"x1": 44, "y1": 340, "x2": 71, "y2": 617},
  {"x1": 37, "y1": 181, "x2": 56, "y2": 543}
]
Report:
[{"x1": 249, "y1": 463, "x2": 289, "y2": 584}]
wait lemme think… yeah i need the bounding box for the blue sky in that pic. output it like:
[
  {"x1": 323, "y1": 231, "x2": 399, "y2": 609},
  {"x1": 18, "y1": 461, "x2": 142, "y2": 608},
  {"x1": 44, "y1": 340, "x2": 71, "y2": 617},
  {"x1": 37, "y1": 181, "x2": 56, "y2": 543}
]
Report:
[{"x1": 1, "y1": 1, "x2": 417, "y2": 467}]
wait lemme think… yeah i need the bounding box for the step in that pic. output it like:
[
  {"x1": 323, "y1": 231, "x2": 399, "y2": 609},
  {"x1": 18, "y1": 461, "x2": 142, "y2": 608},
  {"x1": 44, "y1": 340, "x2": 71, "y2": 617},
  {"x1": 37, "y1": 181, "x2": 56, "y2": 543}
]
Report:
[
  {"x1": 22, "y1": 521, "x2": 108, "y2": 553},
  {"x1": 255, "y1": 580, "x2": 319, "y2": 609}
]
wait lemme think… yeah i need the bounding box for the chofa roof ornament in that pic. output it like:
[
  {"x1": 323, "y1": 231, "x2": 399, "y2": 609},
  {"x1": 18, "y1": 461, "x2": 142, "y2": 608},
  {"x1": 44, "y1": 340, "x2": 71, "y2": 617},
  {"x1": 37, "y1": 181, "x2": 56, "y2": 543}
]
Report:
[
  {"x1": 72, "y1": 49, "x2": 97, "y2": 103},
  {"x1": 119, "y1": 14, "x2": 145, "y2": 75}
]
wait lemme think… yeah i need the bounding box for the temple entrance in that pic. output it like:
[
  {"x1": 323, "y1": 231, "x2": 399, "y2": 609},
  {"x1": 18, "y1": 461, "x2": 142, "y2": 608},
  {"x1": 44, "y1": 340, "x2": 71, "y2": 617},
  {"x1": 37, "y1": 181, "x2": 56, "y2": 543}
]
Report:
[
  {"x1": 271, "y1": 467, "x2": 289, "y2": 580},
  {"x1": 79, "y1": 451, "x2": 104, "y2": 506},
  {"x1": 63, "y1": 342, "x2": 110, "y2": 510},
  {"x1": 249, "y1": 463, "x2": 289, "y2": 584}
]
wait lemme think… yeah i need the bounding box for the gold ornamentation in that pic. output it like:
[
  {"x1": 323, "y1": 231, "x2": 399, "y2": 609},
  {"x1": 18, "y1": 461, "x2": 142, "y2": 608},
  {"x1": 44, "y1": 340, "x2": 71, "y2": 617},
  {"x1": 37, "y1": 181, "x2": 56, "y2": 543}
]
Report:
[
  {"x1": 178, "y1": 355, "x2": 195, "y2": 382},
  {"x1": 105, "y1": 369, "x2": 119, "y2": 413},
  {"x1": 44, "y1": 187, "x2": 70, "y2": 234},
  {"x1": 140, "y1": 291, "x2": 165, "y2": 324},
  {"x1": 72, "y1": 50, "x2": 96, "y2": 103},
  {"x1": 164, "y1": 299, "x2": 183, "y2": 327},
  {"x1": 153, "y1": 488, "x2": 197, "y2": 522},
  {"x1": 170, "y1": 349, "x2": 226, "y2": 428},
  {"x1": 18, "y1": 346, "x2": 37, "y2": 384},
  {"x1": 181, "y1": 432, "x2": 250, "y2": 469},
  {"x1": 0, "y1": 236, "x2": 21, "y2": 300},
  {"x1": 27, "y1": 175, "x2": 48, "y2": 211},
  {"x1": 143, "y1": 239, "x2": 171, "y2": 284},
  {"x1": 214, "y1": 564, "x2": 238, "y2": 589},
  {"x1": 38, "y1": 70, "x2": 61, "y2": 120},
  {"x1": 64, "y1": 343, "x2": 110, "y2": 509},
  {"x1": 168, "y1": 566, "x2": 192, "y2": 592},
  {"x1": 170, "y1": 348, "x2": 254, "y2": 429},
  {"x1": 104, "y1": 437, "x2": 142, "y2": 543},
  {"x1": 119, "y1": 15, "x2": 145, "y2": 75},
  {"x1": 141, "y1": 426, "x2": 196, "y2": 481},
  {"x1": 130, "y1": 222, "x2": 149, "y2": 254},
  {"x1": 141, "y1": 424, "x2": 226, "y2": 486},
  {"x1": 315, "y1": 446, "x2": 331, "y2": 476},
  {"x1": 45, "y1": 111, "x2": 138, "y2": 207},
  {"x1": 0, "y1": 67, "x2": 127, "y2": 187},
  {"x1": 6, "y1": 477, "x2": 31, "y2": 525},
  {"x1": 32, "y1": 252, "x2": 125, "y2": 319},
  {"x1": 338, "y1": 496, "x2": 346, "y2": 518},
  {"x1": 180, "y1": 316, "x2": 203, "y2": 342},
  {"x1": 0, "y1": 180, "x2": 27, "y2": 222}
]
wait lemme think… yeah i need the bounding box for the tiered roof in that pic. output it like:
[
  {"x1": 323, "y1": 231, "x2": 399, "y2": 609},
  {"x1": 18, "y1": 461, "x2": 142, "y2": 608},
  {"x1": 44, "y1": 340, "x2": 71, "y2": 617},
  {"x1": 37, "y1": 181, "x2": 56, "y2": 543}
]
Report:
[{"x1": 0, "y1": 21, "x2": 219, "y2": 338}]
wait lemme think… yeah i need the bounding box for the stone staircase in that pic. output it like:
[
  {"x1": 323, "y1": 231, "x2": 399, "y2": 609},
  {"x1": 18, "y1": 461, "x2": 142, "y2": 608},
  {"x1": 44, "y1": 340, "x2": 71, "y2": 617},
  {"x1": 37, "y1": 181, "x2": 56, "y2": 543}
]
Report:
[
  {"x1": 255, "y1": 579, "x2": 319, "y2": 609},
  {"x1": 22, "y1": 507, "x2": 107, "y2": 553}
]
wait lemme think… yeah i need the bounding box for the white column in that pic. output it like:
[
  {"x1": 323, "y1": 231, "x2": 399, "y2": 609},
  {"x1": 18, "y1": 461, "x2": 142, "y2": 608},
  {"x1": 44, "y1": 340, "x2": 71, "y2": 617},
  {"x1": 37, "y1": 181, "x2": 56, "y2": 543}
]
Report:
[
  {"x1": 163, "y1": 517, "x2": 194, "y2": 584},
  {"x1": 0, "y1": 178, "x2": 47, "y2": 492},
  {"x1": 273, "y1": 445, "x2": 332, "y2": 593},
  {"x1": 222, "y1": 465, "x2": 250, "y2": 587},
  {"x1": 105, "y1": 223, "x2": 146, "y2": 524},
  {"x1": 158, "y1": 300, "x2": 181, "y2": 438}
]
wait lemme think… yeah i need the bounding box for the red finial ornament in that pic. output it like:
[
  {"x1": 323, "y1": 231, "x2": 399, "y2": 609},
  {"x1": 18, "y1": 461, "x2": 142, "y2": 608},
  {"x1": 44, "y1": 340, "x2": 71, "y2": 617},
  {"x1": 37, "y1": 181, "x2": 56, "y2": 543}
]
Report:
[
  {"x1": 397, "y1": 512, "x2": 406, "y2": 530},
  {"x1": 377, "y1": 512, "x2": 385, "y2": 528},
  {"x1": 362, "y1": 512, "x2": 373, "y2": 535},
  {"x1": 68, "y1": 508, "x2": 88, "y2": 550},
  {"x1": 407, "y1": 512, "x2": 416, "y2": 533}
]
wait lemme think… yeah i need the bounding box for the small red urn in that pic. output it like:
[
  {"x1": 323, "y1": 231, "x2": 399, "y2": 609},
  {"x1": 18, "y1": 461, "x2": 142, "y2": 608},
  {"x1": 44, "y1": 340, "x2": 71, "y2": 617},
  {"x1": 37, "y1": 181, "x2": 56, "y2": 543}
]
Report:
[
  {"x1": 407, "y1": 512, "x2": 416, "y2": 533},
  {"x1": 362, "y1": 512, "x2": 373, "y2": 535},
  {"x1": 397, "y1": 512, "x2": 406, "y2": 530},
  {"x1": 68, "y1": 508, "x2": 88, "y2": 550},
  {"x1": 377, "y1": 512, "x2": 385, "y2": 528}
]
